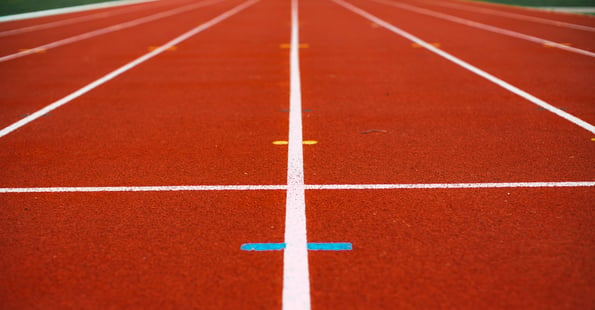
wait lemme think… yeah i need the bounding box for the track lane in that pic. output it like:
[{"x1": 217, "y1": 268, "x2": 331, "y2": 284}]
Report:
[
  {"x1": 0, "y1": 0, "x2": 224, "y2": 59},
  {"x1": 417, "y1": 0, "x2": 595, "y2": 29},
  {"x1": 389, "y1": 0, "x2": 595, "y2": 53},
  {"x1": 1, "y1": 0, "x2": 291, "y2": 308},
  {"x1": 307, "y1": 187, "x2": 594, "y2": 309},
  {"x1": 0, "y1": 0, "x2": 289, "y2": 187},
  {"x1": 0, "y1": 0, "x2": 178, "y2": 32},
  {"x1": 343, "y1": 0, "x2": 595, "y2": 125},
  {"x1": 370, "y1": 0, "x2": 595, "y2": 55},
  {"x1": 0, "y1": 191, "x2": 285, "y2": 309},
  {"x1": 0, "y1": 0, "x2": 247, "y2": 130},
  {"x1": 300, "y1": 0, "x2": 594, "y2": 185},
  {"x1": 300, "y1": 0, "x2": 594, "y2": 308}
]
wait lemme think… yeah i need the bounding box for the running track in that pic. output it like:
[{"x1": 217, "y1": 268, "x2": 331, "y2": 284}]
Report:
[{"x1": 0, "y1": 0, "x2": 594, "y2": 308}]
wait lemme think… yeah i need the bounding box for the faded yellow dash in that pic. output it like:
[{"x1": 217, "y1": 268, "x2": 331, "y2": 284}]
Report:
[
  {"x1": 148, "y1": 45, "x2": 177, "y2": 51},
  {"x1": 280, "y1": 43, "x2": 309, "y2": 49},
  {"x1": 543, "y1": 42, "x2": 572, "y2": 48},
  {"x1": 411, "y1": 42, "x2": 440, "y2": 48},
  {"x1": 19, "y1": 48, "x2": 46, "y2": 53},
  {"x1": 591, "y1": 137, "x2": 595, "y2": 141},
  {"x1": 273, "y1": 140, "x2": 318, "y2": 145}
]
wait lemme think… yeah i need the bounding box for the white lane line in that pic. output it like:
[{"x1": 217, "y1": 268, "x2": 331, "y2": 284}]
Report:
[
  {"x1": 371, "y1": 0, "x2": 595, "y2": 58},
  {"x1": 0, "y1": 185, "x2": 287, "y2": 193},
  {"x1": 283, "y1": 0, "x2": 311, "y2": 308},
  {"x1": 0, "y1": 0, "x2": 224, "y2": 63},
  {"x1": 332, "y1": 0, "x2": 595, "y2": 134},
  {"x1": 0, "y1": 0, "x2": 171, "y2": 37},
  {"x1": 0, "y1": 0, "x2": 157, "y2": 22},
  {"x1": 306, "y1": 181, "x2": 595, "y2": 190},
  {"x1": 0, "y1": 0, "x2": 259, "y2": 139},
  {"x1": 1, "y1": 182, "x2": 593, "y2": 193},
  {"x1": 418, "y1": 0, "x2": 595, "y2": 32},
  {"x1": 536, "y1": 7, "x2": 595, "y2": 14}
]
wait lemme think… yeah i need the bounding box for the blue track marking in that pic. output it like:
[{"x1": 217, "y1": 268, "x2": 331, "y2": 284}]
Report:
[
  {"x1": 241, "y1": 243, "x2": 286, "y2": 251},
  {"x1": 307, "y1": 242, "x2": 352, "y2": 251},
  {"x1": 241, "y1": 242, "x2": 352, "y2": 251}
]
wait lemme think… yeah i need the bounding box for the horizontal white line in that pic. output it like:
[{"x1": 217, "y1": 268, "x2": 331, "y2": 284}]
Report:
[
  {"x1": 1, "y1": 182, "x2": 593, "y2": 193},
  {"x1": 306, "y1": 182, "x2": 595, "y2": 190},
  {"x1": 371, "y1": 0, "x2": 595, "y2": 58},
  {"x1": 0, "y1": 185, "x2": 287, "y2": 193},
  {"x1": 0, "y1": 0, "x2": 157, "y2": 22}
]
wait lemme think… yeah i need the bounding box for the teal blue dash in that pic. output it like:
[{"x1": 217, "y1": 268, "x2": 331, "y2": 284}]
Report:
[
  {"x1": 241, "y1": 242, "x2": 352, "y2": 251},
  {"x1": 241, "y1": 243, "x2": 286, "y2": 251},
  {"x1": 308, "y1": 242, "x2": 352, "y2": 251}
]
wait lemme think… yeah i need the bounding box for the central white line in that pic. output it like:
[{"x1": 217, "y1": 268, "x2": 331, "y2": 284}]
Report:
[
  {"x1": 283, "y1": 0, "x2": 311, "y2": 308},
  {"x1": 0, "y1": 0, "x2": 259, "y2": 139}
]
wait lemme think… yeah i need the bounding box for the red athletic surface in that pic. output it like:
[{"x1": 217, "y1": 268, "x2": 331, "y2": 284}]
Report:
[{"x1": 0, "y1": 0, "x2": 593, "y2": 308}]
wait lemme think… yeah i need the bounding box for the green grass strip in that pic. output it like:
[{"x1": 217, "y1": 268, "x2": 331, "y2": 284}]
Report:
[
  {"x1": 473, "y1": 0, "x2": 595, "y2": 7},
  {"x1": 0, "y1": 0, "x2": 120, "y2": 16}
]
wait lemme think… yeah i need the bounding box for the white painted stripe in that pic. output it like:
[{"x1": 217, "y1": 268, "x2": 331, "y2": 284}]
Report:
[
  {"x1": 536, "y1": 7, "x2": 595, "y2": 14},
  {"x1": 0, "y1": 0, "x2": 259, "y2": 139},
  {"x1": 306, "y1": 182, "x2": 595, "y2": 190},
  {"x1": 0, "y1": 0, "x2": 223, "y2": 63},
  {"x1": 371, "y1": 0, "x2": 595, "y2": 58},
  {"x1": 1, "y1": 182, "x2": 593, "y2": 193},
  {"x1": 422, "y1": 0, "x2": 595, "y2": 32},
  {"x1": 0, "y1": 185, "x2": 286, "y2": 193},
  {"x1": 0, "y1": 0, "x2": 157, "y2": 22},
  {"x1": 283, "y1": 0, "x2": 311, "y2": 308},
  {"x1": 332, "y1": 0, "x2": 595, "y2": 134}
]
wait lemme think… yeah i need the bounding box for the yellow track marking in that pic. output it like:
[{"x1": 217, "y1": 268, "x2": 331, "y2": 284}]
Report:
[
  {"x1": 273, "y1": 140, "x2": 318, "y2": 145},
  {"x1": 280, "y1": 43, "x2": 309, "y2": 48}
]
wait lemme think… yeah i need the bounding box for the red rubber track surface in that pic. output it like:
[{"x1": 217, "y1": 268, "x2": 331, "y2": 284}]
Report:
[
  {"x1": 1, "y1": 0, "x2": 594, "y2": 308},
  {"x1": 1, "y1": 191, "x2": 285, "y2": 309},
  {"x1": 422, "y1": 0, "x2": 595, "y2": 26},
  {"x1": 302, "y1": 0, "x2": 594, "y2": 184},
  {"x1": 0, "y1": 0, "x2": 200, "y2": 54},
  {"x1": 401, "y1": 0, "x2": 595, "y2": 52}
]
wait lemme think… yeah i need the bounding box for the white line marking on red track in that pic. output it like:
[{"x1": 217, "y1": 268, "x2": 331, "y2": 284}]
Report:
[
  {"x1": 418, "y1": 0, "x2": 595, "y2": 32},
  {"x1": 306, "y1": 182, "x2": 595, "y2": 190},
  {"x1": 0, "y1": 0, "x2": 223, "y2": 62},
  {"x1": 0, "y1": 0, "x2": 259, "y2": 139},
  {"x1": 0, "y1": 185, "x2": 287, "y2": 193},
  {"x1": 1, "y1": 182, "x2": 593, "y2": 193},
  {"x1": 0, "y1": 0, "x2": 156, "y2": 22},
  {"x1": 371, "y1": 0, "x2": 595, "y2": 58},
  {"x1": 283, "y1": 0, "x2": 311, "y2": 308},
  {"x1": 332, "y1": 0, "x2": 595, "y2": 134}
]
